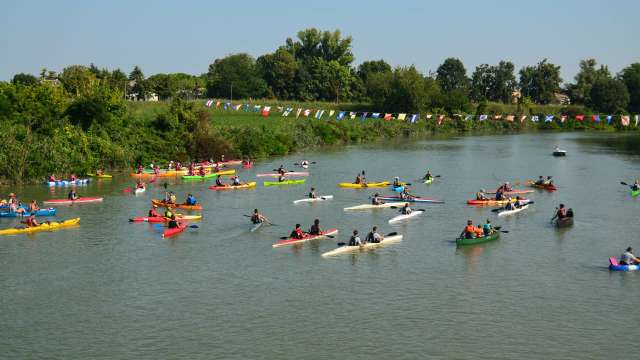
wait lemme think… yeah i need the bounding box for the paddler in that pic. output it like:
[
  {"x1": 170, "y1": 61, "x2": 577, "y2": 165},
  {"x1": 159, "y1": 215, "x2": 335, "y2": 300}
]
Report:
[
  {"x1": 164, "y1": 208, "x2": 174, "y2": 219},
  {"x1": 68, "y1": 189, "x2": 79, "y2": 201},
  {"x1": 476, "y1": 189, "x2": 487, "y2": 201},
  {"x1": 424, "y1": 170, "x2": 433, "y2": 181},
  {"x1": 495, "y1": 188, "x2": 505, "y2": 201},
  {"x1": 148, "y1": 205, "x2": 160, "y2": 217},
  {"x1": 185, "y1": 194, "x2": 197, "y2": 206},
  {"x1": 169, "y1": 192, "x2": 177, "y2": 204},
  {"x1": 371, "y1": 193, "x2": 385, "y2": 205},
  {"x1": 215, "y1": 175, "x2": 225, "y2": 187},
  {"x1": 96, "y1": 169, "x2": 103, "y2": 176},
  {"x1": 348, "y1": 230, "x2": 362, "y2": 246},
  {"x1": 276, "y1": 165, "x2": 286, "y2": 174},
  {"x1": 188, "y1": 163, "x2": 195, "y2": 176},
  {"x1": 48, "y1": 175, "x2": 56, "y2": 182},
  {"x1": 483, "y1": 219, "x2": 493, "y2": 236},
  {"x1": 175, "y1": 162, "x2": 182, "y2": 171},
  {"x1": 168, "y1": 161, "x2": 174, "y2": 170},
  {"x1": 392, "y1": 176, "x2": 403, "y2": 188},
  {"x1": 400, "y1": 203, "x2": 412, "y2": 215},
  {"x1": 231, "y1": 175, "x2": 241, "y2": 186},
  {"x1": 308, "y1": 187, "x2": 317, "y2": 199},
  {"x1": 632, "y1": 180, "x2": 640, "y2": 191},
  {"x1": 461, "y1": 220, "x2": 477, "y2": 239},
  {"x1": 543, "y1": 176, "x2": 553, "y2": 185},
  {"x1": 354, "y1": 173, "x2": 363, "y2": 184},
  {"x1": 308, "y1": 219, "x2": 321, "y2": 235},
  {"x1": 23, "y1": 214, "x2": 40, "y2": 228},
  {"x1": 135, "y1": 179, "x2": 146, "y2": 190},
  {"x1": 28, "y1": 200, "x2": 40, "y2": 212},
  {"x1": 399, "y1": 188, "x2": 414, "y2": 201},
  {"x1": 551, "y1": 204, "x2": 568, "y2": 221},
  {"x1": 289, "y1": 224, "x2": 305, "y2": 239},
  {"x1": 278, "y1": 173, "x2": 287, "y2": 183},
  {"x1": 69, "y1": 173, "x2": 77, "y2": 181},
  {"x1": 535, "y1": 176, "x2": 545, "y2": 186},
  {"x1": 365, "y1": 226, "x2": 383, "y2": 244},
  {"x1": 250, "y1": 209, "x2": 269, "y2": 224},
  {"x1": 620, "y1": 246, "x2": 640, "y2": 265},
  {"x1": 137, "y1": 165, "x2": 144, "y2": 174},
  {"x1": 167, "y1": 215, "x2": 180, "y2": 229},
  {"x1": 198, "y1": 166, "x2": 206, "y2": 176},
  {"x1": 504, "y1": 197, "x2": 515, "y2": 210},
  {"x1": 301, "y1": 160, "x2": 309, "y2": 167},
  {"x1": 214, "y1": 163, "x2": 221, "y2": 173},
  {"x1": 514, "y1": 196, "x2": 525, "y2": 208}
]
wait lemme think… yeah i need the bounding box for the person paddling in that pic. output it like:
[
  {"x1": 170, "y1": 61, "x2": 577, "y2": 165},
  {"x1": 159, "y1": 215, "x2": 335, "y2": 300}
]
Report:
[
  {"x1": 424, "y1": 170, "x2": 433, "y2": 181},
  {"x1": 620, "y1": 246, "x2": 640, "y2": 265},
  {"x1": 215, "y1": 175, "x2": 225, "y2": 187},
  {"x1": 535, "y1": 176, "x2": 545, "y2": 186},
  {"x1": 28, "y1": 200, "x2": 40, "y2": 213},
  {"x1": 68, "y1": 189, "x2": 79, "y2": 201},
  {"x1": 461, "y1": 220, "x2": 477, "y2": 239},
  {"x1": 400, "y1": 203, "x2": 412, "y2": 215},
  {"x1": 148, "y1": 205, "x2": 160, "y2": 217},
  {"x1": 308, "y1": 219, "x2": 322, "y2": 235},
  {"x1": 308, "y1": 187, "x2": 317, "y2": 199},
  {"x1": 278, "y1": 173, "x2": 287, "y2": 183},
  {"x1": 392, "y1": 176, "x2": 403, "y2": 188},
  {"x1": 495, "y1": 188, "x2": 505, "y2": 201},
  {"x1": 136, "y1": 179, "x2": 146, "y2": 190},
  {"x1": 631, "y1": 180, "x2": 640, "y2": 192},
  {"x1": 365, "y1": 226, "x2": 383, "y2": 244},
  {"x1": 250, "y1": 209, "x2": 269, "y2": 224},
  {"x1": 289, "y1": 224, "x2": 305, "y2": 239},
  {"x1": 23, "y1": 214, "x2": 40, "y2": 228},
  {"x1": 551, "y1": 203, "x2": 568, "y2": 221},
  {"x1": 348, "y1": 230, "x2": 362, "y2": 246},
  {"x1": 167, "y1": 215, "x2": 180, "y2": 229},
  {"x1": 198, "y1": 166, "x2": 206, "y2": 177},
  {"x1": 185, "y1": 194, "x2": 197, "y2": 206},
  {"x1": 483, "y1": 219, "x2": 493, "y2": 236},
  {"x1": 399, "y1": 188, "x2": 414, "y2": 201},
  {"x1": 354, "y1": 172, "x2": 363, "y2": 185},
  {"x1": 164, "y1": 208, "x2": 174, "y2": 219},
  {"x1": 476, "y1": 189, "x2": 487, "y2": 201},
  {"x1": 231, "y1": 175, "x2": 241, "y2": 186},
  {"x1": 371, "y1": 193, "x2": 385, "y2": 205}
]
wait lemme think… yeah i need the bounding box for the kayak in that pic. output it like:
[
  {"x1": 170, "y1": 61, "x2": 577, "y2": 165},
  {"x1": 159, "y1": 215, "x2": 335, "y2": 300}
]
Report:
[
  {"x1": 497, "y1": 204, "x2": 530, "y2": 217},
  {"x1": 272, "y1": 229, "x2": 338, "y2": 248},
  {"x1": 392, "y1": 186, "x2": 404, "y2": 193},
  {"x1": 344, "y1": 202, "x2": 402, "y2": 211},
  {"x1": 134, "y1": 187, "x2": 146, "y2": 195},
  {"x1": 485, "y1": 189, "x2": 534, "y2": 195},
  {"x1": 208, "y1": 182, "x2": 257, "y2": 190},
  {"x1": 631, "y1": 189, "x2": 640, "y2": 197},
  {"x1": 338, "y1": 182, "x2": 391, "y2": 188},
  {"x1": 43, "y1": 197, "x2": 103, "y2": 205},
  {"x1": 424, "y1": 178, "x2": 433, "y2": 184},
  {"x1": 129, "y1": 171, "x2": 182, "y2": 178},
  {"x1": 389, "y1": 210, "x2": 424, "y2": 224},
  {"x1": 553, "y1": 149, "x2": 567, "y2": 156},
  {"x1": 293, "y1": 195, "x2": 333, "y2": 204},
  {"x1": 555, "y1": 217, "x2": 574, "y2": 228},
  {"x1": 87, "y1": 173, "x2": 112, "y2": 179},
  {"x1": 46, "y1": 179, "x2": 89, "y2": 186},
  {"x1": 378, "y1": 196, "x2": 444, "y2": 204},
  {"x1": 609, "y1": 257, "x2": 640, "y2": 271},
  {"x1": 527, "y1": 181, "x2": 557, "y2": 191},
  {"x1": 129, "y1": 215, "x2": 202, "y2": 223},
  {"x1": 181, "y1": 169, "x2": 236, "y2": 180},
  {"x1": 264, "y1": 179, "x2": 306, "y2": 187},
  {"x1": 0, "y1": 217, "x2": 80, "y2": 236},
  {"x1": 162, "y1": 223, "x2": 188, "y2": 238},
  {"x1": 250, "y1": 222, "x2": 263, "y2": 232},
  {"x1": 242, "y1": 162, "x2": 253, "y2": 169},
  {"x1": 467, "y1": 198, "x2": 529, "y2": 206},
  {"x1": 256, "y1": 171, "x2": 309, "y2": 177},
  {"x1": 151, "y1": 200, "x2": 203, "y2": 211},
  {"x1": 0, "y1": 208, "x2": 57, "y2": 217},
  {"x1": 456, "y1": 232, "x2": 500, "y2": 246},
  {"x1": 321, "y1": 234, "x2": 403, "y2": 257}
]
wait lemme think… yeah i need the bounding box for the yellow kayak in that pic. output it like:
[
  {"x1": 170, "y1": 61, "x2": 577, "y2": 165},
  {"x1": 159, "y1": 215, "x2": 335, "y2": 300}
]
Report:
[
  {"x1": 0, "y1": 218, "x2": 80, "y2": 235},
  {"x1": 338, "y1": 181, "x2": 391, "y2": 188},
  {"x1": 87, "y1": 173, "x2": 113, "y2": 179}
]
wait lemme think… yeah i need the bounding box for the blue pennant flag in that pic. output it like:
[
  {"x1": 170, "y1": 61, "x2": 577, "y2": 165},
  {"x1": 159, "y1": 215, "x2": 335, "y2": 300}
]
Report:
[
  {"x1": 479, "y1": 114, "x2": 488, "y2": 121},
  {"x1": 336, "y1": 111, "x2": 345, "y2": 120},
  {"x1": 593, "y1": 115, "x2": 601, "y2": 122},
  {"x1": 545, "y1": 115, "x2": 554, "y2": 122},
  {"x1": 253, "y1": 105, "x2": 261, "y2": 112},
  {"x1": 242, "y1": 104, "x2": 249, "y2": 112},
  {"x1": 371, "y1": 113, "x2": 380, "y2": 118},
  {"x1": 409, "y1": 114, "x2": 419, "y2": 123},
  {"x1": 531, "y1": 115, "x2": 539, "y2": 122},
  {"x1": 606, "y1": 115, "x2": 612, "y2": 124},
  {"x1": 360, "y1": 112, "x2": 369, "y2": 120}
]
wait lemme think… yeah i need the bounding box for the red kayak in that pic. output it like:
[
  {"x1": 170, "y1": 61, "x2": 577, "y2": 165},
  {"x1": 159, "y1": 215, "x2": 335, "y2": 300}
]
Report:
[
  {"x1": 527, "y1": 181, "x2": 557, "y2": 191},
  {"x1": 43, "y1": 197, "x2": 103, "y2": 205},
  {"x1": 242, "y1": 162, "x2": 253, "y2": 169},
  {"x1": 162, "y1": 223, "x2": 187, "y2": 238},
  {"x1": 272, "y1": 229, "x2": 338, "y2": 248},
  {"x1": 485, "y1": 188, "x2": 534, "y2": 195}
]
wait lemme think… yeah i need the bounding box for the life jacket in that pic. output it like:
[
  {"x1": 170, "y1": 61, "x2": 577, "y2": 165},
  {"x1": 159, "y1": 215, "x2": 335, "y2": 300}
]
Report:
[
  {"x1": 309, "y1": 192, "x2": 316, "y2": 198},
  {"x1": 216, "y1": 177, "x2": 224, "y2": 186},
  {"x1": 349, "y1": 236, "x2": 360, "y2": 246},
  {"x1": 474, "y1": 227, "x2": 484, "y2": 237},
  {"x1": 309, "y1": 224, "x2": 320, "y2": 235},
  {"x1": 291, "y1": 228, "x2": 304, "y2": 239},
  {"x1": 26, "y1": 217, "x2": 36, "y2": 227},
  {"x1": 149, "y1": 209, "x2": 159, "y2": 217},
  {"x1": 168, "y1": 220, "x2": 179, "y2": 229},
  {"x1": 251, "y1": 214, "x2": 260, "y2": 224},
  {"x1": 465, "y1": 225, "x2": 476, "y2": 237},
  {"x1": 557, "y1": 208, "x2": 567, "y2": 218}
]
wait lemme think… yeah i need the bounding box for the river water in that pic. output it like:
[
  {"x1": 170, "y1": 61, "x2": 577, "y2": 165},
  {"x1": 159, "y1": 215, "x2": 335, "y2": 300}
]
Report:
[{"x1": 1, "y1": 132, "x2": 639, "y2": 359}]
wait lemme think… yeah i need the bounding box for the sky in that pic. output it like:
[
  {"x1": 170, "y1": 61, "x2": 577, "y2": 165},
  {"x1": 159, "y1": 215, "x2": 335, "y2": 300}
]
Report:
[{"x1": 1, "y1": 0, "x2": 639, "y2": 83}]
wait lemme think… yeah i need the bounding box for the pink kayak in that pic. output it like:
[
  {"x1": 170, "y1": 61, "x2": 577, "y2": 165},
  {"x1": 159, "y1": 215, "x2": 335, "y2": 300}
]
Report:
[
  {"x1": 43, "y1": 197, "x2": 103, "y2": 205},
  {"x1": 256, "y1": 171, "x2": 309, "y2": 177},
  {"x1": 484, "y1": 188, "x2": 534, "y2": 195}
]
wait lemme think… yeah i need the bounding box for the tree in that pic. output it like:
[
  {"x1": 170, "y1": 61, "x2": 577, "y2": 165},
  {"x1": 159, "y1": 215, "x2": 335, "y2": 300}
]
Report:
[
  {"x1": 59, "y1": 65, "x2": 97, "y2": 96},
  {"x1": 568, "y1": 59, "x2": 611, "y2": 105},
  {"x1": 128, "y1": 66, "x2": 147, "y2": 101},
  {"x1": 470, "y1": 64, "x2": 493, "y2": 102},
  {"x1": 206, "y1": 53, "x2": 266, "y2": 99},
  {"x1": 11, "y1": 73, "x2": 38, "y2": 86},
  {"x1": 436, "y1": 58, "x2": 469, "y2": 94},
  {"x1": 382, "y1": 66, "x2": 440, "y2": 113},
  {"x1": 589, "y1": 77, "x2": 629, "y2": 113},
  {"x1": 257, "y1": 48, "x2": 298, "y2": 99},
  {"x1": 66, "y1": 84, "x2": 127, "y2": 130},
  {"x1": 284, "y1": 28, "x2": 354, "y2": 66},
  {"x1": 519, "y1": 59, "x2": 562, "y2": 104},
  {"x1": 107, "y1": 69, "x2": 128, "y2": 94},
  {"x1": 492, "y1": 61, "x2": 517, "y2": 103},
  {"x1": 620, "y1": 63, "x2": 640, "y2": 113}
]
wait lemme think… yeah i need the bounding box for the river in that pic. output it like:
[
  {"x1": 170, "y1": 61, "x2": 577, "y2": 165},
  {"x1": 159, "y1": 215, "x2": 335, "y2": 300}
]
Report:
[{"x1": 1, "y1": 132, "x2": 639, "y2": 359}]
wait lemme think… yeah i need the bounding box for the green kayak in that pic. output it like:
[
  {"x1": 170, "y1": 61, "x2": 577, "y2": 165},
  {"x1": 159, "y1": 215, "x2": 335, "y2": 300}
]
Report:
[
  {"x1": 456, "y1": 232, "x2": 500, "y2": 246},
  {"x1": 632, "y1": 189, "x2": 640, "y2": 197},
  {"x1": 264, "y1": 179, "x2": 306, "y2": 187},
  {"x1": 424, "y1": 178, "x2": 433, "y2": 184},
  {"x1": 182, "y1": 173, "x2": 218, "y2": 180}
]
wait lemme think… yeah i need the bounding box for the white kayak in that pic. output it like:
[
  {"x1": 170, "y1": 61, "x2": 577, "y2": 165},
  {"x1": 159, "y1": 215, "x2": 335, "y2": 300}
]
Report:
[
  {"x1": 292, "y1": 195, "x2": 333, "y2": 204},
  {"x1": 497, "y1": 204, "x2": 529, "y2": 217},
  {"x1": 388, "y1": 210, "x2": 424, "y2": 224},
  {"x1": 344, "y1": 202, "x2": 401, "y2": 211},
  {"x1": 321, "y1": 234, "x2": 403, "y2": 257},
  {"x1": 134, "y1": 187, "x2": 146, "y2": 195},
  {"x1": 250, "y1": 222, "x2": 263, "y2": 232}
]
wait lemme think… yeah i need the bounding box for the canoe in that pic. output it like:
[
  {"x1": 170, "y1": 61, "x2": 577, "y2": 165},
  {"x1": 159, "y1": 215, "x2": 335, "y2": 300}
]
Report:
[
  {"x1": 87, "y1": 173, "x2": 113, "y2": 179},
  {"x1": 456, "y1": 231, "x2": 500, "y2": 246},
  {"x1": 256, "y1": 171, "x2": 309, "y2": 177},
  {"x1": 467, "y1": 198, "x2": 529, "y2": 206},
  {"x1": 46, "y1": 179, "x2": 89, "y2": 186},
  {"x1": 389, "y1": 210, "x2": 424, "y2": 224},
  {"x1": 0, "y1": 217, "x2": 80, "y2": 236},
  {"x1": 293, "y1": 195, "x2": 333, "y2": 204},
  {"x1": 322, "y1": 234, "x2": 403, "y2": 257},
  {"x1": 553, "y1": 150, "x2": 567, "y2": 156},
  {"x1": 43, "y1": 197, "x2": 103, "y2": 205},
  {"x1": 0, "y1": 208, "x2": 57, "y2": 217},
  {"x1": 272, "y1": 229, "x2": 338, "y2": 248},
  {"x1": 208, "y1": 182, "x2": 257, "y2": 190},
  {"x1": 631, "y1": 189, "x2": 640, "y2": 197},
  {"x1": 378, "y1": 196, "x2": 444, "y2": 204},
  {"x1": 134, "y1": 187, "x2": 146, "y2": 195},
  {"x1": 497, "y1": 204, "x2": 530, "y2": 217},
  {"x1": 129, "y1": 215, "x2": 202, "y2": 223},
  {"x1": 264, "y1": 179, "x2": 306, "y2": 187},
  {"x1": 609, "y1": 257, "x2": 640, "y2": 271},
  {"x1": 555, "y1": 217, "x2": 574, "y2": 228},
  {"x1": 338, "y1": 181, "x2": 391, "y2": 188},
  {"x1": 181, "y1": 169, "x2": 236, "y2": 180},
  {"x1": 527, "y1": 181, "x2": 557, "y2": 191},
  {"x1": 151, "y1": 200, "x2": 202, "y2": 211},
  {"x1": 485, "y1": 189, "x2": 534, "y2": 195},
  {"x1": 162, "y1": 223, "x2": 188, "y2": 238},
  {"x1": 344, "y1": 202, "x2": 402, "y2": 211}
]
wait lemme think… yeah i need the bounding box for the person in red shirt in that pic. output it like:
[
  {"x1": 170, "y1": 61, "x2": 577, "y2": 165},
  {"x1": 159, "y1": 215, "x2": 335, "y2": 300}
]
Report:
[
  {"x1": 289, "y1": 224, "x2": 305, "y2": 239},
  {"x1": 148, "y1": 205, "x2": 160, "y2": 217}
]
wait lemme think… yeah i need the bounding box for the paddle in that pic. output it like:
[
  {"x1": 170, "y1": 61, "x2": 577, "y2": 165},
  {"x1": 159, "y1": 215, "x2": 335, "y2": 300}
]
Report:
[
  {"x1": 337, "y1": 231, "x2": 398, "y2": 246},
  {"x1": 153, "y1": 223, "x2": 199, "y2": 229},
  {"x1": 621, "y1": 181, "x2": 629, "y2": 186},
  {"x1": 243, "y1": 214, "x2": 276, "y2": 226},
  {"x1": 294, "y1": 161, "x2": 316, "y2": 165}
]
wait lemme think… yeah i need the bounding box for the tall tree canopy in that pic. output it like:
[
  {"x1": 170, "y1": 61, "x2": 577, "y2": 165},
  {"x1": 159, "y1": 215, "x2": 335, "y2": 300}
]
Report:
[
  {"x1": 128, "y1": 66, "x2": 147, "y2": 100},
  {"x1": 568, "y1": 59, "x2": 611, "y2": 105},
  {"x1": 206, "y1": 53, "x2": 266, "y2": 99},
  {"x1": 436, "y1": 58, "x2": 469, "y2": 94},
  {"x1": 589, "y1": 77, "x2": 629, "y2": 113},
  {"x1": 620, "y1": 63, "x2": 640, "y2": 113},
  {"x1": 470, "y1": 61, "x2": 516, "y2": 103},
  {"x1": 257, "y1": 49, "x2": 298, "y2": 99},
  {"x1": 59, "y1": 65, "x2": 97, "y2": 97},
  {"x1": 519, "y1": 59, "x2": 562, "y2": 104}
]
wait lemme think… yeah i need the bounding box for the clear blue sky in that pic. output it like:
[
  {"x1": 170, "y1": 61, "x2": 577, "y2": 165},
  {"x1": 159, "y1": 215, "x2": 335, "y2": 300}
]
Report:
[{"x1": 2, "y1": 0, "x2": 638, "y2": 82}]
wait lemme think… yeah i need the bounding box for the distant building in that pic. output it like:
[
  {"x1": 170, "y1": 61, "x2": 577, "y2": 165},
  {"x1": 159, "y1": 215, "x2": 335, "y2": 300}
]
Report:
[
  {"x1": 511, "y1": 90, "x2": 521, "y2": 104},
  {"x1": 126, "y1": 92, "x2": 158, "y2": 101},
  {"x1": 554, "y1": 93, "x2": 570, "y2": 105}
]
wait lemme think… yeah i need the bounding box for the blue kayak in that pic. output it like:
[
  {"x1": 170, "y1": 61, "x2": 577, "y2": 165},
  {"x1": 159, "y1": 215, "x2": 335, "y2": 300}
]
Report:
[
  {"x1": 609, "y1": 257, "x2": 639, "y2": 271},
  {"x1": 45, "y1": 179, "x2": 90, "y2": 186},
  {"x1": 0, "y1": 208, "x2": 57, "y2": 217}
]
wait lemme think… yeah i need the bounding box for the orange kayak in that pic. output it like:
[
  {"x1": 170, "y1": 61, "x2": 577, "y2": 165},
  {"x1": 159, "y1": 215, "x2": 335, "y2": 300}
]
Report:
[{"x1": 151, "y1": 199, "x2": 202, "y2": 211}]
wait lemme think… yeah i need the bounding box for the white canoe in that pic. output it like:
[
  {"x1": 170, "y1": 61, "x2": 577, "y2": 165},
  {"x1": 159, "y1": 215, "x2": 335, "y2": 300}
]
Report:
[
  {"x1": 344, "y1": 202, "x2": 400, "y2": 211},
  {"x1": 135, "y1": 187, "x2": 146, "y2": 195},
  {"x1": 293, "y1": 195, "x2": 333, "y2": 204},
  {"x1": 388, "y1": 210, "x2": 424, "y2": 224},
  {"x1": 321, "y1": 234, "x2": 403, "y2": 257},
  {"x1": 497, "y1": 204, "x2": 529, "y2": 217}
]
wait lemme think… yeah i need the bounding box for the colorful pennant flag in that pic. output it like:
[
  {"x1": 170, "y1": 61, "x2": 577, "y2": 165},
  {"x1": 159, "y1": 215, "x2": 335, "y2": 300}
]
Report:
[
  {"x1": 409, "y1": 114, "x2": 419, "y2": 123},
  {"x1": 315, "y1": 110, "x2": 324, "y2": 119},
  {"x1": 328, "y1": 110, "x2": 335, "y2": 117},
  {"x1": 506, "y1": 115, "x2": 514, "y2": 122},
  {"x1": 426, "y1": 114, "x2": 433, "y2": 119},
  {"x1": 303, "y1": 109, "x2": 311, "y2": 117},
  {"x1": 336, "y1": 111, "x2": 345, "y2": 120},
  {"x1": 479, "y1": 115, "x2": 488, "y2": 121},
  {"x1": 360, "y1": 112, "x2": 368, "y2": 120},
  {"x1": 261, "y1": 106, "x2": 270, "y2": 117},
  {"x1": 545, "y1": 115, "x2": 554, "y2": 122},
  {"x1": 593, "y1": 115, "x2": 600, "y2": 122},
  {"x1": 371, "y1": 113, "x2": 380, "y2": 118},
  {"x1": 520, "y1": 115, "x2": 527, "y2": 122},
  {"x1": 560, "y1": 115, "x2": 567, "y2": 123},
  {"x1": 606, "y1": 115, "x2": 612, "y2": 124},
  {"x1": 384, "y1": 113, "x2": 392, "y2": 120},
  {"x1": 282, "y1": 107, "x2": 293, "y2": 117},
  {"x1": 531, "y1": 115, "x2": 539, "y2": 122},
  {"x1": 575, "y1": 114, "x2": 584, "y2": 121},
  {"x1": 621, "y1": 115, "x2": 630, "y2": 126},
  {"x1": 465, "y1": 115, "x2": 473, "y2": 121},
  {"x1": 494, "y1": 115, "x2": 502, "y2": 120},
  {"x1": 242, "y1": 104, "x2": 249, "y2": 112},
  {"x1": 215, "y1": 101, "x2": 221, "y2": 108},
  {"x1": 205, "y1": 99, "x2": 213, "y2": 107},
  {"x1": 398, "y1": 113, "x2": 406, "y2": 121},
  {"x1": 437, "y1": 115, "x2": 445, "y2": 125},
  {"x1": 253, "y1": 105, "x2": 261, "y2": 113},
  {"x1": 295, "y1": 108, "x2": 302, "y2": 118},
  {"x1": 350, "y1": 112, "x2": 356, "y2": 119},
  {"x1": 635, "y1": 115, "x2": 639, "y2": 126}
]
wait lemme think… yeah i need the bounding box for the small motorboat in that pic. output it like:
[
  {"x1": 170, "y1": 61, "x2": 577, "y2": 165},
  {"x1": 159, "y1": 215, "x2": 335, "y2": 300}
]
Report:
[{"x1": 552, "y1": 147, "x2": 567, "y2": 157}]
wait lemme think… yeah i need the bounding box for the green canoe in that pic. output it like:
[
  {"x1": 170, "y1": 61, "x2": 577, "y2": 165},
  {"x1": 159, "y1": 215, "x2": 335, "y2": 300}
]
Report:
[
  {"x1": 264, "y1": 179, "x2": 306, "y2": 187},
  {"x1": 456, "y1": 232, "x2": 500, "y2": 246}
]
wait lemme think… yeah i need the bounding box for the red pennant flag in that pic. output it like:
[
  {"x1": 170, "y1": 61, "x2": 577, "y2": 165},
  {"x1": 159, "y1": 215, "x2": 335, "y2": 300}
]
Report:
[
  {"x1": 621, "y1": 115, "x2": 630, "y2": 126},
  {"x1": 575, "y1": 115, "x2": 584, "y2": 121},
  {"x1": 561, "y1": 115, "x2": 567, "y2": 123},
  {"x1": 384, "y1": 113, "x2": 392, "y2": 120},
  {"x1": 437, "y1": 115, "x2": 445, "y2": 125},
  {"x1": 261, "y1": 106, "x2": 271, "y2": 117}
]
